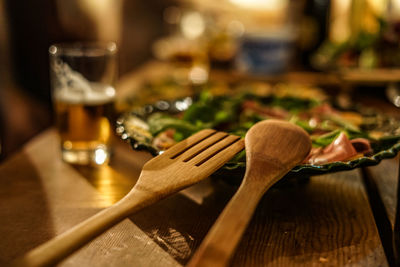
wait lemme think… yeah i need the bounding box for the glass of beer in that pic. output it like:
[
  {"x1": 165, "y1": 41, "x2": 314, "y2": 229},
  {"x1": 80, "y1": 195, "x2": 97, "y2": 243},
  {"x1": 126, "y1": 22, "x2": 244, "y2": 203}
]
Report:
[{"x1": 49, "y1": 42, "x2": 117, "y2": 165}]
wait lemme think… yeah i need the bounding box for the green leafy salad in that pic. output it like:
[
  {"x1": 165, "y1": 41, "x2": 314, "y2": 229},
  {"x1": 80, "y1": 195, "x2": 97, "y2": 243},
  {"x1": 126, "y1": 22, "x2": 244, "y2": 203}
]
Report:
[{"x1": 119, "y1": 84, "x2": 400, "y2": 170}]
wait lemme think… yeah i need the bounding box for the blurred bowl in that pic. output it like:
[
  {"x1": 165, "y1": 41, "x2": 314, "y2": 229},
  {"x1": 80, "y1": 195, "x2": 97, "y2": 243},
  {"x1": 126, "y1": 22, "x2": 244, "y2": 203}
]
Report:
[{"x1": 235, "y1": 29, "x2": 295, "y2": 74}]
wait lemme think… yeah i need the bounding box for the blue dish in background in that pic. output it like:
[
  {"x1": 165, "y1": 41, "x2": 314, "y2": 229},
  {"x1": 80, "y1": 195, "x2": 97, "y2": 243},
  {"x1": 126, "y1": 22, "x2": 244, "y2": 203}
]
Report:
[{"x1": 235, "y1": 30, "x2": 295, "y2": 74}]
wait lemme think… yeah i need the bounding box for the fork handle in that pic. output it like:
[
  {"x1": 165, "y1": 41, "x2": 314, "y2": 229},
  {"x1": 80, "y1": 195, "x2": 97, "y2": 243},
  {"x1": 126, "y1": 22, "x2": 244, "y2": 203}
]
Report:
[
  {"x1": 12, "y1": 188, "x2": 153, "y2": 267},
  {"x1": 187, "y1": 180, "x2": 267, "y2": 267}
]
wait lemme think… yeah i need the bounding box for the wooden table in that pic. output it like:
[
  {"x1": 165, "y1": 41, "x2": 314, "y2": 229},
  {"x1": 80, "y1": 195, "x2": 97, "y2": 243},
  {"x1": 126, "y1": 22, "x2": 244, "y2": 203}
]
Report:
[{"x1": 0, "y1": 62, "x2": 399, "y2": 266}]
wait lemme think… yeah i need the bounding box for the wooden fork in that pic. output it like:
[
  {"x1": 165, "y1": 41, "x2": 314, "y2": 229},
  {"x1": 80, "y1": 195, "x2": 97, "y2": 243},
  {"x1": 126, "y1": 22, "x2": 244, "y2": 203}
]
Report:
[{"x1": 13, "y1": 129, "x2": 244, "y2": 267}]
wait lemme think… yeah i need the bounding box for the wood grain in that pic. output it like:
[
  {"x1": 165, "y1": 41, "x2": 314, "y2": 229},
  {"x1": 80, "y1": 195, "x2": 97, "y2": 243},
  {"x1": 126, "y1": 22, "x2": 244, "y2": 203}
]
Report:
[
  {"x1": 363, "y1": 156, "x2": 399, "y2": 265},
  {"x1": 230, "y1": 170, "x2": 387, "y2": 266},
  {"x1": 0, "y1": 130, "x2": 178, "y2": 267},
  {"x1": 13, "y1": 130, "x2": 244, "y2": 266},
  {"x1": 0, "y1": 129, "x2": 390, "y2": 266},
  {"x1": 366, "y1": 156, "x2": 399, "y2": 229}
]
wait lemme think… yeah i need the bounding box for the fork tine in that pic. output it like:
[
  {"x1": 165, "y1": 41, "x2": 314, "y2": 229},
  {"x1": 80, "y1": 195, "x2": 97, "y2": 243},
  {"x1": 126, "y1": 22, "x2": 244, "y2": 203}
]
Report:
[
  {"x1": 196, "y1": 138, "x2": 244, "y2": 173},
  {"x1": 190, "y1": 135, "x2": 242, "y2": 165},
  {"x1": 161, "y1": 129, "x2": 216, "y2": 158},
  {"x1": 176, "y1": 131, "x2": 230, "y2": 161}
]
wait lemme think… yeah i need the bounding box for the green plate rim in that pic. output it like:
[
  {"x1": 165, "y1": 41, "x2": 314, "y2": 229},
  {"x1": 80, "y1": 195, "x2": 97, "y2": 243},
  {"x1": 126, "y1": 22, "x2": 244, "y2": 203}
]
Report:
[{"x1": 116, "y1": 97, "x2": 400, "y2": 176}]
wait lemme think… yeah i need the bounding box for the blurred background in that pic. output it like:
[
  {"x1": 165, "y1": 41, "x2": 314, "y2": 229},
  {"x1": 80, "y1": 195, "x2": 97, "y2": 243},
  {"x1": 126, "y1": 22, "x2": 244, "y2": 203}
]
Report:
[{"x1": 1, "y1": 0, "x2": 399, "y2": 160}]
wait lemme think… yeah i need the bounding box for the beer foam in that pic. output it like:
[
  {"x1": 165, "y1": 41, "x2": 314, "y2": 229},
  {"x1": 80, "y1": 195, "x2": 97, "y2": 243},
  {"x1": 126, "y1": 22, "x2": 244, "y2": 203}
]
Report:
[
  {"x1": 54, "y1": 82, "x2": 116, "y2": 105},
  {"x1": 52, "y1": 61, "x2": 115, "y2": 105}
]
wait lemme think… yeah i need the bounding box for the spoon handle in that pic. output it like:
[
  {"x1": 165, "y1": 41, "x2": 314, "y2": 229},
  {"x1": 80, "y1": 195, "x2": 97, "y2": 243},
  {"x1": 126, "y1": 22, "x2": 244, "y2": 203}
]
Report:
[{"x1": 187, "y1": 180, "x2": 267, "y2": 267}]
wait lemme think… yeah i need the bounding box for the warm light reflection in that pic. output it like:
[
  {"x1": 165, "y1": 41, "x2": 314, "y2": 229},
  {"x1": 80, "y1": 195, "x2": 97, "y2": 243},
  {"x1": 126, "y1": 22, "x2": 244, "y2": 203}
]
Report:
[
  {"x1": 90, "y1": 166, "x2": 130, "y2": 208},
  {"x1": 390, "y1": 0, "x2": 400, "y2": 17},
  {"x1": 330, "y1": 0, "x2": 388, "y2": 43},
  {"x1": 229, "y1": 0, "x2": 287, "y2": 11},
  {"x1": 180, "y1": 11, "x2": 205, "y2": 39},
  {"x1": 369, "y1": 0, "x2": 388, "y2": 16},
  {"x1": 394, "y1": 96, "x2": 400, "y2": 107},
  {"x1": 94, "y1": 166, "x2": 117, "y2": 207},
  {"x1": 189, "y1": 66, "x2": 208, "y2": 85},
  {"x1": 330, "y1": 0, "x2": 351, "y2": 42},
  {"x1": 94, "y1": 147, "x2": 108, "y2": 165}
]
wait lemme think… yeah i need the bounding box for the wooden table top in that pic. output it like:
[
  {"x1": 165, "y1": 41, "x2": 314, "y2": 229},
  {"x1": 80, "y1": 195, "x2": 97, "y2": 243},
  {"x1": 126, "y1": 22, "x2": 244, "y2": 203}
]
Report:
[{"x1": 0, "y1": 62, "x2": 399, "y2": 266}]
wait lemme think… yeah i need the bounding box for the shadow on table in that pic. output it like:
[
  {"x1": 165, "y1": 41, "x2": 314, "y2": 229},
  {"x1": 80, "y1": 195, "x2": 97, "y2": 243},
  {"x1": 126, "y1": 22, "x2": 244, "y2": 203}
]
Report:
[
  {"x1": 129, "y1": 178, "x2": 236, "y2": 265},
  {"x1": 71, "y1": 141, "x2": 384, "y2": 266},
  {"x1": 0, "y1": 151, "x2": 54, "y2": 264},
  {"x1": 131, "y1": 171, "x2": 384, "y2": 266}
]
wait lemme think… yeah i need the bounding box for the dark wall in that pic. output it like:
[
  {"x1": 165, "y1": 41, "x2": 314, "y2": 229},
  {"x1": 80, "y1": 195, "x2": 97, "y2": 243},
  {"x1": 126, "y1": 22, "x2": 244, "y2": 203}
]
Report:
[
  {"x1": 4, "y1": 0, "x2": 173, "y2": 104},
  {"x1": 0, "y1": 0, "x2": 173, "y2": 159}
]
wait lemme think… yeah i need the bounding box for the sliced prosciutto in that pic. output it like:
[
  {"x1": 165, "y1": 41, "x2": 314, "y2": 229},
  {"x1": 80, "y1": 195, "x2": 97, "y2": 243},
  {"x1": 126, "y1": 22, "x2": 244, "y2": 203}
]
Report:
[
  {"x1": 241, "y1": 100, "x2": 289, "y2": 119},
  {"x1": 350, "y1": 138, "x2": 373, "y2": 155},
  {"x1": 305, "y1": 132, "x2": 372, "y2": 165}
]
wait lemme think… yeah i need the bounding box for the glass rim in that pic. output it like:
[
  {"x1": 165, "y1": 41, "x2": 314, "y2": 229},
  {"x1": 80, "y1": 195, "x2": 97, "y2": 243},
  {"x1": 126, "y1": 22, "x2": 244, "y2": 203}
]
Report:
[{"x1": 49, "y1": 41, "x2": 117, "y2": 57}]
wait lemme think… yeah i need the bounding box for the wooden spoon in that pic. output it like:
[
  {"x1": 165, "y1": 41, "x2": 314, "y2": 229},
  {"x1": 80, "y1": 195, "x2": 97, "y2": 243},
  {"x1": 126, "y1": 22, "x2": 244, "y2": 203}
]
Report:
[{"x1": 188, "y1": 120, "x2": 311, "y2": 267}]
